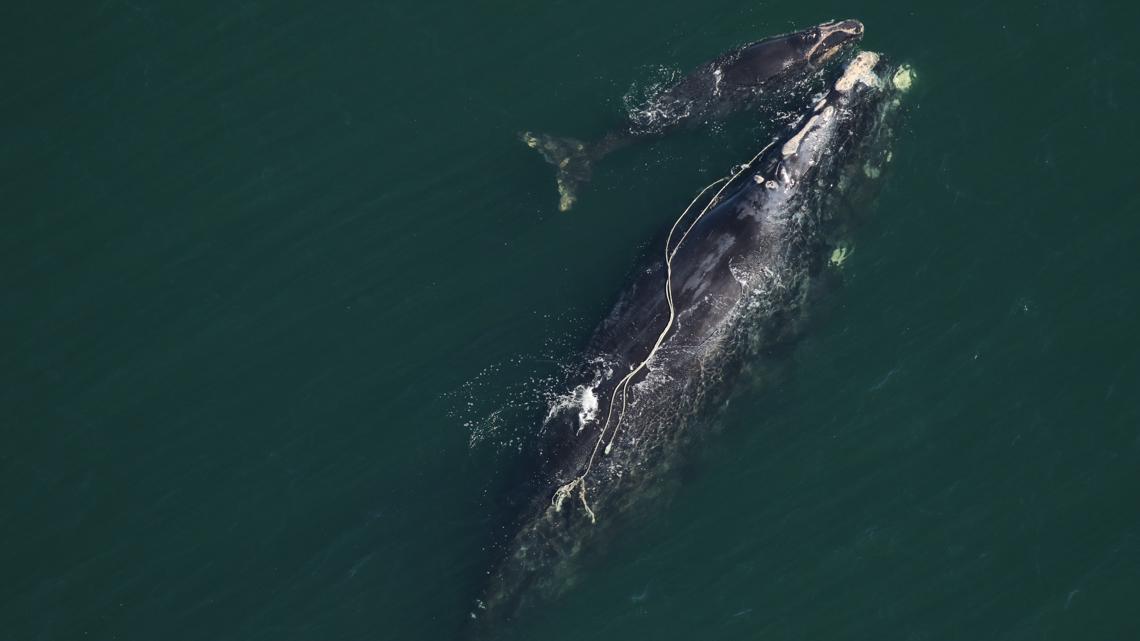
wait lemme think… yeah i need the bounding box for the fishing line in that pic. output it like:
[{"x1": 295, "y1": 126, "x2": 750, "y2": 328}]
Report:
[{"x1": 552, "y1": 139, "x2": 778, "y2": 523}]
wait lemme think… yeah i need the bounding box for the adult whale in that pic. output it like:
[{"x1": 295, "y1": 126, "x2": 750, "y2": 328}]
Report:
[
  {"x1": 474, "y1": 51, "x2": 914, "y2": 634},
  {"x1": 523, "y1": 19, "x2": 864, "y2": 211}
]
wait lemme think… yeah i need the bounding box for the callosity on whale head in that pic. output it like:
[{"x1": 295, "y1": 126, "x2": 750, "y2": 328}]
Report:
[
  {"x1": 768, "y1": 50, "x2": 914, "y2": 228},
  {"x1": 802, "y1": 19, "x2": 865, "y2": 66},
  {"x1": 718, "y1": 19, "x2": 864, "y2": 89},
  {"x1": 653, "y1": 50, "x2": 915, "y2": 365}
]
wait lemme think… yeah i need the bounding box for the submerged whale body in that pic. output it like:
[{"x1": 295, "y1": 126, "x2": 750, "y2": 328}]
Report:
[
  {"x1": 473, "y1": 51, "x2": 913, "y2": 635},
  {"x1": 523, "y1": 19, "x2": 864, "y2": 211}
]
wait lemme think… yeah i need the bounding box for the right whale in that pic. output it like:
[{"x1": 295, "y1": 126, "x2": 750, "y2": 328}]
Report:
[
  {"x1": 522, "y1": 19, "x2": 864, "y2": 211},
  {"x1": 475, "y1": 51, "x2": 916, "y2": 635}
]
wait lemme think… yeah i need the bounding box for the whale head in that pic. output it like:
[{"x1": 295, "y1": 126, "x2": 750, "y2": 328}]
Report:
[
  {"x1": 757, "y1": 50, "x2": 912, "y2": 249},
  {"x1": 719, "y1": 19, "x2": 863, "y2": 90},
  {"x1": 798, "y1": 19, "x2": 865, "y2": 67}
]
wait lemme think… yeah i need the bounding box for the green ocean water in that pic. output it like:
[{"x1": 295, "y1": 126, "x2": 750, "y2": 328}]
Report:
[{"x1": 4, "y1": 1, "x2": 1139, "y2": 639}]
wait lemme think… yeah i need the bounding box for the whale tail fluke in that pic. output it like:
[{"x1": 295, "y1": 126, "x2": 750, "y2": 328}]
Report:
[{"x1": 520, "y1": 131, "x2": 593, "y2": 212}]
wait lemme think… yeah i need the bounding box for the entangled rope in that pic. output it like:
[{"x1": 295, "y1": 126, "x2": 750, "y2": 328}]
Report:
[{"x1": 551, "y1": 139, "x2": 778, "y2": 522}]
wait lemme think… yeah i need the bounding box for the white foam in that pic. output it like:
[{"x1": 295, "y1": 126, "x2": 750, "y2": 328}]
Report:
[
  {"x1": 577, "y1": 384, "x2": 599, "y2": 429},
  {"x1": 542, "y1": 358, "x2": 611, "y2": 432}
]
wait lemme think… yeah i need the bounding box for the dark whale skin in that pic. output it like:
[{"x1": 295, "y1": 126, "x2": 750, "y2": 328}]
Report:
[
  {"x1": 524, "y1": 19, "x2": 865, "y2": 211},
  {"x1": 474, "y1": 51, "x2": 910, "y2": 637}
]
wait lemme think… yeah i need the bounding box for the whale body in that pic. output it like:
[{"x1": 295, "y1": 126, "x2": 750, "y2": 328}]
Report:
[
  {"x1": 523, "y1": 19, "x2": 864, "y2": 211},
  {"x1": 476, "y1": 50, "x2": 913, "y2": 634}
]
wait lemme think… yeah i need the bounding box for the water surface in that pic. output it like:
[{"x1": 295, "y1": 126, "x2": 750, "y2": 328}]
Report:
[{"x1": 3, "y1": 1, "x2": 1138, "y2": 639}]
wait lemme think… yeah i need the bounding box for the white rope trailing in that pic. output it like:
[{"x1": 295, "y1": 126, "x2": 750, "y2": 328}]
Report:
[{"x1": 552, "y1": 139, "x2": 778, "y2": 523}]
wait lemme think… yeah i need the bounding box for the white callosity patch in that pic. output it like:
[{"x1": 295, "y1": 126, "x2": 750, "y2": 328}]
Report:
[
  {"x1": 891, "y1": 64, "x2": 916, "y2": 92},
  {"x1": 784, "y1": 52, "x2": 896, "y2": 184},
  {"x1": 782, "y1": 105, "x2": 835, "y2": 158},
  {"x1": 834, "y1": 51, "x2": 881, "y2": 92},
  {"x1": 830, "y1": 244, "x2": 853, "y2": 267}
]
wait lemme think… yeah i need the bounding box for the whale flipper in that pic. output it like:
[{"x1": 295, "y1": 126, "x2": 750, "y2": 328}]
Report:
[{"x1": 520, "y1": 132, "x2": 593, "y2": 212}]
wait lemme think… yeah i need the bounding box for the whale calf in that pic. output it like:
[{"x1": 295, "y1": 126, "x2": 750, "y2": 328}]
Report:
[
  {"x1": 475, "y1": 51, "x2": 913, "y2": 634},
  {"x1": 523, "y1": 19, "x2": 864, "y2": 211}
]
